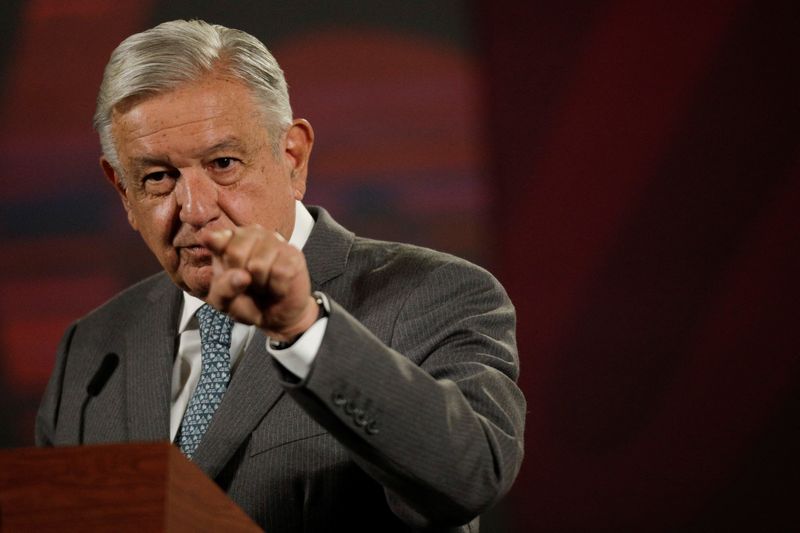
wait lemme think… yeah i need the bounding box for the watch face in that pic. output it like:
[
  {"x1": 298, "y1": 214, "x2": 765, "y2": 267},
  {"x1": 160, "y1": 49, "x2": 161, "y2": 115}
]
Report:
[
  {"x1": 313, "y1": 291, "x2": 330, "y2": 317},
  {"x1": 269, "y1": 293, "x2": 327, "y2": 351},
  {"x1": 269, "y1": 340, "x2": 291, "y2": 350}
]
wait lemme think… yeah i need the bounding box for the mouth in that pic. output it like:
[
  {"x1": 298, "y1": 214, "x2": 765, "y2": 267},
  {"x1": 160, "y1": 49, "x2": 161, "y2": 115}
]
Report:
[{"x1": 178, "y1": 245, "x2": 212, "y2": 262}]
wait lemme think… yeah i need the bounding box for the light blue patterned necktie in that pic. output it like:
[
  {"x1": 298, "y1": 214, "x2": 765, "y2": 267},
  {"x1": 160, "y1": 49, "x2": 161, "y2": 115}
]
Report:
[{"x1": 177, "y1": 304, "x2": 233, "y2": 459}]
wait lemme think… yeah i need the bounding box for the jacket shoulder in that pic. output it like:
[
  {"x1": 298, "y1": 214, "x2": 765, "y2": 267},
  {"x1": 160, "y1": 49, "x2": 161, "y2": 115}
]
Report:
[
  {"x1": 77, "y1": 271, "x2": 176, "y2": 328},
  {"x1": 348, "y1": 235, "x2": 503, "y2": 288}
]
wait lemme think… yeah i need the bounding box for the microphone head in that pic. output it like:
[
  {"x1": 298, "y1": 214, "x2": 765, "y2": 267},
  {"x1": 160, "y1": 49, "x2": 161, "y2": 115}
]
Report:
[{"x1": 86, "y1": 353, "x2": 120, "y2": 397}]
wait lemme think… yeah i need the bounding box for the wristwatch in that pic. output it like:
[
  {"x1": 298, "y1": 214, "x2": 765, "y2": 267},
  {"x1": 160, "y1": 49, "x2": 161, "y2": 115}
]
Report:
[{"x1": 268, "y1": 291, "x2": 329, "y2": 350}]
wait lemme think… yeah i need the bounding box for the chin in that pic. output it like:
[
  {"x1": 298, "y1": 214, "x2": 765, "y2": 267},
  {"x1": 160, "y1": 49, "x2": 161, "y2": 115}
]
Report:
[
  {"x1": 174, "y1": 266, "x2": 213, "y2": 298},
  {"x1": 184, "y1": 283, "x2": 210, "y2": 299}
]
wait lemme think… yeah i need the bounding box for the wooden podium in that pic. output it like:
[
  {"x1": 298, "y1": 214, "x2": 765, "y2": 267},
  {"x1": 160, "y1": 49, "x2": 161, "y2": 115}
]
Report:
[{"x1": 0, "y1": 442, "x2": 261, "y2": 532}]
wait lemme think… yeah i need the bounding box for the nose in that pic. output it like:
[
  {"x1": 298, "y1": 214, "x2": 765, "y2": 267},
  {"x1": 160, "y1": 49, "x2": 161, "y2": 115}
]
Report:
[{"x1": 175, "y1": 169, "x2": 220, "y2": 227}]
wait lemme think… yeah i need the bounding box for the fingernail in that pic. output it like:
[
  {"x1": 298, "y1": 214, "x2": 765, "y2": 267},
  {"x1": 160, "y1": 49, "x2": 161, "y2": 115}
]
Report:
[{"x1": 212, "y1": 229, "x2": 233, "y2": 241}]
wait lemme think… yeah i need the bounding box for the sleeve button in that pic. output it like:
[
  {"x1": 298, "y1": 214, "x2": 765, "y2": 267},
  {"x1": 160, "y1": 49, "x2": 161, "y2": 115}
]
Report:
[
  {"x1": 354, "y1": 412, "x2": 368, "y2": 427},
  {"x1": 332, "y1": 392, "x2": 347, "y2": 406}
]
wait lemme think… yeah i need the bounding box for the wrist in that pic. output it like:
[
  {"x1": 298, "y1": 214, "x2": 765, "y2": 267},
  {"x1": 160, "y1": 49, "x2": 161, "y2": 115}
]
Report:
[{"x1": 268, "y1": 292, "x2": 327, "y2": 349}]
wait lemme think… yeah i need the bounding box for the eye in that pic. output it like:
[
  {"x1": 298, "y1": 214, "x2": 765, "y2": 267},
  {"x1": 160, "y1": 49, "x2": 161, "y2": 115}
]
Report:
[
  {"x1": 143, "y1": 169, "x2": 179, "y2": 182},
  {"x1": 142, "y1": 169, "x2": 178, "y2": 195},
  {"x1": 144, "y1": 171, "x2": 167, "y2": 182},
  {"x1": 211, "y1": 157, "x2": 239, "y2": 170}
]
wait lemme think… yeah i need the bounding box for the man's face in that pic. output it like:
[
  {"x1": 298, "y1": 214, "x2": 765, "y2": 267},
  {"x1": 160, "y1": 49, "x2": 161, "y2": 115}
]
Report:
[{"x1": 103, "y1": 74, "x2": 312, "y2": 297}]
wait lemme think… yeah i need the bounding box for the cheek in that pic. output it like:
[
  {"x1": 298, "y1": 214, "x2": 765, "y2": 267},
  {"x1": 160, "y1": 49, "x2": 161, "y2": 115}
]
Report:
[
  {"x1": 134, "y1": 200, "x2": 176, "y2": 244},
  {"x1": 217, "y1": 161, "x2": 296, "y2": 226},
  {"x1": 217, "y1": 193, "x2": 258, "y2": 226}
]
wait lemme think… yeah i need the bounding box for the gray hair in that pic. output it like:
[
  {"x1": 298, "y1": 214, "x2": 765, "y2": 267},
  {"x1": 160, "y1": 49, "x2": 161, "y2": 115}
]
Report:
[{"x1": 94, "y1": 19, "x2": 292, "y2": 184}]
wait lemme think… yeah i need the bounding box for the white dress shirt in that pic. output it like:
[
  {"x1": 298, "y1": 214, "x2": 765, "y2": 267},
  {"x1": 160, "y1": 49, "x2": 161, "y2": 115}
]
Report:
[{"x1": 169, "y1": 201, "x2": 328, "y2": 441}]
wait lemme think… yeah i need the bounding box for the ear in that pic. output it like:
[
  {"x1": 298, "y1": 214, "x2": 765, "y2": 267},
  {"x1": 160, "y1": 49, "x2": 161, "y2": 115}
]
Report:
[
  {"x1": 100, "y1": 156, "x2": 139, "y2": 231},
  {"x1": 283, "y1": 119, "x2": 314, "y2": 200}
]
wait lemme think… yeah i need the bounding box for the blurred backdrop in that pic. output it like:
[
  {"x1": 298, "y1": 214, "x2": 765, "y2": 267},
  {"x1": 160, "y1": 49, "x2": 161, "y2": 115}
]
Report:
[{"x1": 0, "y1": 1, "x2": 797, "y2": 531}]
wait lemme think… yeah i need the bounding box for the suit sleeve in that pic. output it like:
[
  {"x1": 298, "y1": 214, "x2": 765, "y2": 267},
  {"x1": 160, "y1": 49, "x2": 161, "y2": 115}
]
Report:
[{"x1": 281, "y1": 260, "x2": 525, "y2": 528}]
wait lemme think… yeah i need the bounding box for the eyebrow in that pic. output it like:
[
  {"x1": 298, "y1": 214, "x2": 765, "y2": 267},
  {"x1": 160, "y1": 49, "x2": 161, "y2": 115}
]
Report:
[
  {"x1": 128, "y1": 137, "x2": 248, "y2": 172},
  {"x1": 199, "y1": 138, "x2": 247, "y2": 156},
  {"x1": 127, "y1": 156, "x2": 174, "y2": 179},
  {"x1": 130, "y1": 155, "x2": 172, "y2": 169}
]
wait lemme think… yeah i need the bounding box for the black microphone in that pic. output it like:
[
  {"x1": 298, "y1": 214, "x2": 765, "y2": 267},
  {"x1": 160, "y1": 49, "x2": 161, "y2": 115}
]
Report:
[
  {"x1": 86, "y1": 353, "x2": 119, "y2": 397},
  {"x1": 79, "y1": 353, "x2": 119, "y2": 445}
]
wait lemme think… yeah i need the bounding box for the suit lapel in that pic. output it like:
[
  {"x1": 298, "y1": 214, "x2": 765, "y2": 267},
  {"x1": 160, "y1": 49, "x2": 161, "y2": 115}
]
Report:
[
  {"x1": 125, "y1": 275, "x2": 180, "y2": 441},
  {"x1": 303, "y1": 206, "x2": 354, "y2": 288}
]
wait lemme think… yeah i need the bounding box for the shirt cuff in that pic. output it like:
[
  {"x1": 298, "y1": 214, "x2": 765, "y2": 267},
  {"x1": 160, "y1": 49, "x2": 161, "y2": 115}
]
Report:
[{"x1": 266, "y1": 317, "x2": 328, "y2": 379}]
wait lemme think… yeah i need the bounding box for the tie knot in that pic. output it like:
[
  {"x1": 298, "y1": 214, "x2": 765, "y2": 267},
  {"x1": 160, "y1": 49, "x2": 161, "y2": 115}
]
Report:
[{"x1": 196, "y1": 304, "x2": 233, "y2": 341}]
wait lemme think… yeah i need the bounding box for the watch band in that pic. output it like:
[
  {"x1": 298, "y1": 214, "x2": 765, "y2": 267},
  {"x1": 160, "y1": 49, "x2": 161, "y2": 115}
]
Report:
[{"x1": 268, "y1": 291, "x2": 328, "y2": 350}]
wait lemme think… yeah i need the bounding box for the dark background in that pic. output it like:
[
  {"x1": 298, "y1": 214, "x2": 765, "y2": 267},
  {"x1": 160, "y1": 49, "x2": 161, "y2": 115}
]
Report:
[{"x1": 1, "y1": 1, "x2": 797, "y2": 531}]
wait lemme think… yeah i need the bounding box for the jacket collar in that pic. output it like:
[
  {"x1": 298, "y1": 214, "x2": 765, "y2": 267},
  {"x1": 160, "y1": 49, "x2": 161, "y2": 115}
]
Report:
[{"x1": 303, "y1": 205, "x2": 354, "y2": 289}]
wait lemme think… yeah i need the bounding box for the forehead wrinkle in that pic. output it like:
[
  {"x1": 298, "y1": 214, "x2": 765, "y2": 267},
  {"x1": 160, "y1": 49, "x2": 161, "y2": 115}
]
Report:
[
  {"x1": 119, "y1": 112, "x2": 238, "y2": 156},
  {"x1": 198, "y1": 137, "x2": 248, "y2": 156},
  {"x1": 111, "y1": 76, "x2": 273, "y2": 176},
  {"x1": 125, "y1": 136, "x2": 249, "y2": 173},
  {"x1": 129, "y1": 154, "x2": 174, "y2": 171},
  {"x1": 172, "y1": 135, "x2": 251, "y2": 162},
  {"x1": 120, "y1": 111, "x2": 227, "y2": 143}
]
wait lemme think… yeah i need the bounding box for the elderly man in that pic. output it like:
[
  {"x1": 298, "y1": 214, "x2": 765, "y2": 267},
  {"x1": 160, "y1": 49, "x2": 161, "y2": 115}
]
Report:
[{"x1": 37, "y1": 19, "x2": 525, "y2": 532}]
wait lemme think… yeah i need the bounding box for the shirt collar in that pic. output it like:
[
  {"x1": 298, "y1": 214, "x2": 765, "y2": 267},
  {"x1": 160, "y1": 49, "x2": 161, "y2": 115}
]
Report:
[
  {"x1": 289, "y1": 199, "x2": 314, "y2": 250},
  {"x1": 178, "y1": 200, "x2": 315, "y2": 333}
]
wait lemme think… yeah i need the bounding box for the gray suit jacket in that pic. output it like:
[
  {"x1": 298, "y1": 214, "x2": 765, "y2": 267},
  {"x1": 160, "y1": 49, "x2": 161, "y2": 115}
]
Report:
[{"x1": 37, "y1": 206, "x2": 525, "y2": 532}]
